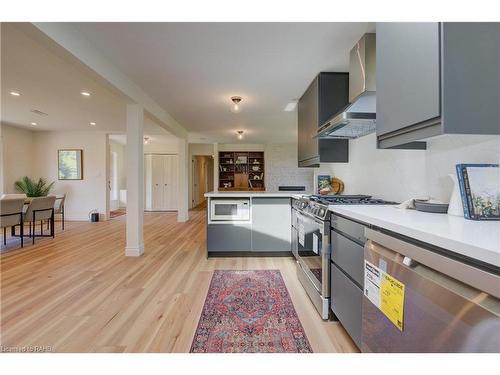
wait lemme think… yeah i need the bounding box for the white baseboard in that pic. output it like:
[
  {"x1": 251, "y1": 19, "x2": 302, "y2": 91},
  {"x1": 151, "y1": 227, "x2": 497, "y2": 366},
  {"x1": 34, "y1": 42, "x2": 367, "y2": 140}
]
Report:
[{"x1": 125, "y1": 244, "x2": 144, "y2": 257}]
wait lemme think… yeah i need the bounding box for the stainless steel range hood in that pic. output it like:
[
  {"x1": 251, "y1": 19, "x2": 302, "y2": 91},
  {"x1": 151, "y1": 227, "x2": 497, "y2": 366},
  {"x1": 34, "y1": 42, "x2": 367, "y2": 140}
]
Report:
[{"x1": 316, "y1": 33, "x2": 376, "y2": 139}]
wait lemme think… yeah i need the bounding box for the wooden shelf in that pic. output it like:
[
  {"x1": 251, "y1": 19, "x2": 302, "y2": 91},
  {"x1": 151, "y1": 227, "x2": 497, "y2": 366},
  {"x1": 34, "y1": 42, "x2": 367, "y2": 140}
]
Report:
[{"x1": 218, "y1": 151, "x2": 265, "y2": 191}]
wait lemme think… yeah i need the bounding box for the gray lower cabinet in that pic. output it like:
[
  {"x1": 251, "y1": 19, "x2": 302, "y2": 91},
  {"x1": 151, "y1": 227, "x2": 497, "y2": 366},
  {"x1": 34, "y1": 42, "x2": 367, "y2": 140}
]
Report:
[
  {"x1": 376, "y1": 22, "x2": 500, "y2": 149},
  {"x1": 207, "y1": 223, "x2": 252, "y2": 252},
  {"x1": 331, "y1": 262, "x2": 362, "y2": 349},
  {"x1": 252, "y1": 198, "x2": 291, "y2": 252}
]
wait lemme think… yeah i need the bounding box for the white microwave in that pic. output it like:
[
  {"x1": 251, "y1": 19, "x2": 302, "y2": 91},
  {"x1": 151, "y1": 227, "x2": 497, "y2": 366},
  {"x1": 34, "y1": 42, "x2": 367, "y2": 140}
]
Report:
[{"x1": 210, "y1": 198, "x2": 250, "y2": 222}]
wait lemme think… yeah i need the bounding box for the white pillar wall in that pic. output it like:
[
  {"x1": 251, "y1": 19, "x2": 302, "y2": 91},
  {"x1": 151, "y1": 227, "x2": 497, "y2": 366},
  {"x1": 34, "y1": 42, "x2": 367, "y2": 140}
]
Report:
[{"x1": 125, "y1": 104, "x2": 145, "y2": 256}]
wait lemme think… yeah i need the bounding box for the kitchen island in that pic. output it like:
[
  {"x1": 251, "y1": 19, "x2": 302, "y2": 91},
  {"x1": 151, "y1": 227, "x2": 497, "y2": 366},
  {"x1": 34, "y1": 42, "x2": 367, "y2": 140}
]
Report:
[{"x1": 204, "y1": 191, "x2": 306, "y2": 256}]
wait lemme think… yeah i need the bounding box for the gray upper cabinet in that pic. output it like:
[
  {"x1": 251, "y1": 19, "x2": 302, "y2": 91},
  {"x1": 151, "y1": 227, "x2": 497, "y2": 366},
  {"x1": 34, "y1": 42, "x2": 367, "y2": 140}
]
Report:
[
  {"x1": 376, "y1": 22, "x2": 500, "y2": 149},
  {"x1": 298, "y1": 73, "x2": 349, "y2": 167}
]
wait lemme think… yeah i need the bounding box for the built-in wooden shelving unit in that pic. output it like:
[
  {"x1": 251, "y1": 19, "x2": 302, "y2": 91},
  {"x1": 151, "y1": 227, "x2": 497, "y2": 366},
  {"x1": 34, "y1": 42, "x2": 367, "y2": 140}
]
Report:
[{"x1": 218, "y1": 151, "x2": 265, "y2": 191}]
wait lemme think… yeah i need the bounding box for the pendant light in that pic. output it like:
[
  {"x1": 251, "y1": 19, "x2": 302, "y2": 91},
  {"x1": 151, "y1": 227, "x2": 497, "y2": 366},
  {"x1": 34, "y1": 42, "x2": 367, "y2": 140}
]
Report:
[
  {"x1": 237, "y1": 130, "x2": 244, "y2": 140},
  {"x1": 230, "y1": 96, "x2": 242, "y2": 113}
]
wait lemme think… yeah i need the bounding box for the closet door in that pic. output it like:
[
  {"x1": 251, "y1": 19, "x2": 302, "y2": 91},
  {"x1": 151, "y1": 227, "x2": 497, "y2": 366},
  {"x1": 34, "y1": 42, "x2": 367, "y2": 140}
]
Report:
[
  {"x1": 163, "y1": 155, "x2": 179, "y2": 210},
  {"x1": 151, "y1": 154, "x2": 165, "y2": 209},
  {"x1": 144, "y1": 155, "x2": 153, "y2": 210}
]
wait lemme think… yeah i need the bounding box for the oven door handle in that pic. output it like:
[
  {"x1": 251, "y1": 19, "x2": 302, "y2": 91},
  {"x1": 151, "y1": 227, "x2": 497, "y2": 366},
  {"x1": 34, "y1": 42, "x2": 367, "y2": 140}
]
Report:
[{"x1": 296, "y1": 210, "x2": 326, "y2": 229}]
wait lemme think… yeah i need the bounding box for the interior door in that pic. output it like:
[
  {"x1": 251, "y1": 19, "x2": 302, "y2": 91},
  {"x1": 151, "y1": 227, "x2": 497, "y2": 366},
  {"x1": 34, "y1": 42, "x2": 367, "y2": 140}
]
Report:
[
  {"x1": 151, "y1": 154, "x2": 165, "y2": 209},
  {"x1": 144, "y1": 154, "x2": 153, "y2": 210},
  {"x1": 163, "y1": 155, "x2": 179, "y2": 210},
  {"x1": 192, "y1": 157, "x2": 200, "y2": 207}
]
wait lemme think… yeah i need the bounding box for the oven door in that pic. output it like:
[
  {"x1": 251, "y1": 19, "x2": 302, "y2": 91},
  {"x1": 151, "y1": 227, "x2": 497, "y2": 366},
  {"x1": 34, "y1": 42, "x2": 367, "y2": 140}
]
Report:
[
  {"x1": 296, "y1": 211, "x2": 330, "y2": 297},
  {"x1": 210, "y1": 199, "x2": 250, "y2": 221}
]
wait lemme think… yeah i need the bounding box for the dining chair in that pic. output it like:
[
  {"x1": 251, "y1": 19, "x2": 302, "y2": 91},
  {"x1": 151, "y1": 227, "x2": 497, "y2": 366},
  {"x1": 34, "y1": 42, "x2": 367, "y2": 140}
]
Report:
[
  {"x1": 23, "y1": 196, "x2": 56, "y2": 245},
  {"x1": 1, "y1": 193, "x2": 27, "y2": 199},
  {"x1": 53, "y1": 194, "x2": 66, "y2": 230},
  {"x1": 1, "y1": 198, "x2": 25, "y2": 248}
]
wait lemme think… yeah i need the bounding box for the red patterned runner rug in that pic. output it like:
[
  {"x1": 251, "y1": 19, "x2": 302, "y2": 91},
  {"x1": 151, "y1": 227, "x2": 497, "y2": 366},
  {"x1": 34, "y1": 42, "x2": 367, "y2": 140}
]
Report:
[{"x1": 190, "y1": 270, "x2": 313, "y2": 353}]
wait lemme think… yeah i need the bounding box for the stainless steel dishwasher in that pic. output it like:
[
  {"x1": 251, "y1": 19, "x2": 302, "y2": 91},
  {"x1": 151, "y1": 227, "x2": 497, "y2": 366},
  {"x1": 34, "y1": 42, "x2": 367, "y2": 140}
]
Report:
[{"x1": 362, "y1": 228, "x2": 500, "y2": 353}]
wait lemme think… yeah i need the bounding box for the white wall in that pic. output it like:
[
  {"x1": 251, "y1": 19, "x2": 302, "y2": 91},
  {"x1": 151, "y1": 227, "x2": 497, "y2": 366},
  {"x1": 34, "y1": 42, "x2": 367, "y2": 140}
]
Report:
[
  {"x1": 316, "y1": 133, "x2": 500, "y2": 203},
  {"x1": 218, "y1": 143, "x2": 265, "y2": 152},
  {"x1": 1, "y1": 124, "x2": 35, "y2": 193},
  {"x1": 0, "y1": 124, "x2": 4, "y2": 194},
  {"x1": 33, "y1": 131, "x2": 108, "y2": 221},
  {"x1": 265, "y1": 143, "x2": 314, "y2": 193},
  {"x1": 143, "y1": 138, "x2": 179, "y2": 154}
]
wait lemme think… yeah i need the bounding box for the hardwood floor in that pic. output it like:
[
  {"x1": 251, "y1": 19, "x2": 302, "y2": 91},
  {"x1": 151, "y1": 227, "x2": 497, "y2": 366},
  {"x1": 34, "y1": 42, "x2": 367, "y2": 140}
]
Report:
[{"x1": 0, "y1": 206, "x2": 358, "y2": 353}]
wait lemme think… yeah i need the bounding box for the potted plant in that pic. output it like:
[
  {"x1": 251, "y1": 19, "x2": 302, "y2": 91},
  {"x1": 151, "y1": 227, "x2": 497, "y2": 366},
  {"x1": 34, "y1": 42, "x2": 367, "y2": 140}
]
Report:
[{"x1": 14, "y1": 176, "x2": 55, "y2": 197}]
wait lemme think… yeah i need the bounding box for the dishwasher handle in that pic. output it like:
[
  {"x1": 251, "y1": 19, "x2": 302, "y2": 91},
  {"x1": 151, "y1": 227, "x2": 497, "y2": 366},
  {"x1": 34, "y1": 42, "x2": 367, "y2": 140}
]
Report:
[{"x1": 402, "y1": 256, "x2": 418, "y2": 268}]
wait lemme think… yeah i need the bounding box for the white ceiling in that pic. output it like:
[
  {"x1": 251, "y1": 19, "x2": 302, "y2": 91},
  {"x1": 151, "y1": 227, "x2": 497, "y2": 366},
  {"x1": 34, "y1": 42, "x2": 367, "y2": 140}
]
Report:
[
  {"x1": 72, "y1": 22, "x2": 375, "y2": 143},
  {"x1": 0, "y1": 23, "x2": 174, "y2": 138}
]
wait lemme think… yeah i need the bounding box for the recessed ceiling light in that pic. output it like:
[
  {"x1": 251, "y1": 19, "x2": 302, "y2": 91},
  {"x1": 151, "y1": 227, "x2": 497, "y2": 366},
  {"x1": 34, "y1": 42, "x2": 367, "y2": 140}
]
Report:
[
  {"x1": 284, "y1": 101, "x2": 297, "y2": 112},
  {"x1": 10, "y1": 91, "x2": 21, "y2": 96},
  {"x1": 81, "y1": 91, "x2": 91, "y2": 97},
  {"x1": 90, "y1": 122, "x2": 96, "y2": 126},
  {"x1": 30, "y1": 122, "x2": 37, "y2": 126}
]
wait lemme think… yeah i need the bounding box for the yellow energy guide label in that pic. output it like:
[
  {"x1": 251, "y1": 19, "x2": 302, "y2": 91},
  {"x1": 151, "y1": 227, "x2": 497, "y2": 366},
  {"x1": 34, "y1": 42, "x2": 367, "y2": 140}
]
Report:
[{"x1": 364, "y1": 260, "x2": 405, "y2": 331}]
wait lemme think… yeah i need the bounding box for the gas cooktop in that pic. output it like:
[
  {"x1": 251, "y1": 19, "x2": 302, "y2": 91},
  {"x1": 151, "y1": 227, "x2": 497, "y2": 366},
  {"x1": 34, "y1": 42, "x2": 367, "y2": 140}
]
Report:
[
  {"x1": 292, "y1": 194, "x2": 398, "y2": 221},
  {"x1": 310, "y1": 194, "x2": 399, "y2": 205}
]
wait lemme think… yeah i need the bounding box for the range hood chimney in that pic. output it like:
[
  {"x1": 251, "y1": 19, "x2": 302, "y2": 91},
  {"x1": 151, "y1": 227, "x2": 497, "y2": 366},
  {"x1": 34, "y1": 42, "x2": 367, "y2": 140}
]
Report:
[{"x1": 316, "y1": 33, "x2": 376, "y2": 139}]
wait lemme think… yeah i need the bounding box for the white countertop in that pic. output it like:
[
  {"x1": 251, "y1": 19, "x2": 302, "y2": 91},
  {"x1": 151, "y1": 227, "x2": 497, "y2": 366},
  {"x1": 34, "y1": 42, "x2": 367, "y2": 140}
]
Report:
[
  {"x1": 329, "y1": 205, "x2": 500, "y2": 267},
  {"x1": 205, "y1": 191, "x2": 308, "y2": 198}
]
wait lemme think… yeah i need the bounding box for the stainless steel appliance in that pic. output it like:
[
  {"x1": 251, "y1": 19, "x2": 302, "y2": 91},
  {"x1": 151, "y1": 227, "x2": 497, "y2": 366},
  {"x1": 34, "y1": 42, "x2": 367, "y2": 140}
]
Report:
[
  {"x1": 291, "y1": 194, "x2": 395, "y2": 321},
  {"x1": 209, "y1": 198, "x2": 250, "y2": 222},
  {"x1": 362, "y1": 229, "x2": 500, "y2": 352},
  {"x1": 316, "y1": 33, "x2": 377, "y2": 139}
]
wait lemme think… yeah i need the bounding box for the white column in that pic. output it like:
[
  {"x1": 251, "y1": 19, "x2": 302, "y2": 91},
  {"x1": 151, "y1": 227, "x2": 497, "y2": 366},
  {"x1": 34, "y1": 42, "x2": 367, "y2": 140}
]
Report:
[
  {"x1": 213, "y1": 142, "x2": 219, "y2": 191},
  {"x1": 177, "y1": 138, "x2": 189, "y2": 222},
  {"x1": 125, "y1": 104, "x2": 144, "y2": 256}
]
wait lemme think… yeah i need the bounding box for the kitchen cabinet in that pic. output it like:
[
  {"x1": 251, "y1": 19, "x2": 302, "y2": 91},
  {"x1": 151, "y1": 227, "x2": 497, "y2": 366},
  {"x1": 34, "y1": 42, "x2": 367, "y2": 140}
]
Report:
[
  {"x1": 376, "y1": 22, "x2": 500, "y2": 149},
  {"x1": 206, "y1": 196, "x2": 292, "y2": 255},
  {"x1": 298, "y1": 72, "x2": 349, "y2": 167},
  {"x1": 251, "y1": 198, "x2": 291, "y2": 252},
  {"x1": 207, "y1": 223, "x2": 252, "y2": 252}
]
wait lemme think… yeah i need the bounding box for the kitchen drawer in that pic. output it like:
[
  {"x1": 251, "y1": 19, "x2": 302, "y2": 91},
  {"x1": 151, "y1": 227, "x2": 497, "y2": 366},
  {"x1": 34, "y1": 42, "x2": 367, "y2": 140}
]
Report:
[
  {"x1": 331, "y1": 229, "x2": 364, "y2": 286},
  {"x1": 331, "y1": 214, "x2": 366, "y2": 244},
  {"x1": 331, "y1": 261, "x2": 362, "y2": 349}
]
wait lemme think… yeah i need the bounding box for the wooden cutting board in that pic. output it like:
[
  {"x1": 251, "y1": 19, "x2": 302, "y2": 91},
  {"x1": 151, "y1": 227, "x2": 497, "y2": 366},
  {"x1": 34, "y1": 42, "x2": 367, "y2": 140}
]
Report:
[{"x1": 331, "y1": 177, "x2": 344, "y2": 194}]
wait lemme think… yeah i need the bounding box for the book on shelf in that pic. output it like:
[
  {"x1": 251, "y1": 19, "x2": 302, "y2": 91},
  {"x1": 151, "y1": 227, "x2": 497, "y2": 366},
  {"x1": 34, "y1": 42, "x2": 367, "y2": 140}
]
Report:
[{"x1": 456, "y1": 163, "x2": 499, "y2": 220}]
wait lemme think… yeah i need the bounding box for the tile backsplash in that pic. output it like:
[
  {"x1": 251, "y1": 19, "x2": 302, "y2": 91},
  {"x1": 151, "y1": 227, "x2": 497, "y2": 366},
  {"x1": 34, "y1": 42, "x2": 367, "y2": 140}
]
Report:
[
  {"x1": 316, "y1": 133, "x2": 500, "y2": 203},
  {"x1": 265, "y1": 143, "x2": 314, "y2": 193}
]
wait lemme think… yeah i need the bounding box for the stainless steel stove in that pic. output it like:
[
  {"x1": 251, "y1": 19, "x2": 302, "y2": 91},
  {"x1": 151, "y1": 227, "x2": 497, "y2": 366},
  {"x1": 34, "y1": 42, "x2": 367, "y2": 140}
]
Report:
[{"x1": 291, "y1": 194, "x2": 398, "y2": 319}]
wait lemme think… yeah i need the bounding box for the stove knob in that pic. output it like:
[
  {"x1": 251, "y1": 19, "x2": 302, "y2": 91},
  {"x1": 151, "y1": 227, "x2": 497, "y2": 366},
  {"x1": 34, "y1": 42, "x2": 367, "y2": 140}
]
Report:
[{"x1": 319, "y1": 208, "x2": 325, "y2": 217}]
